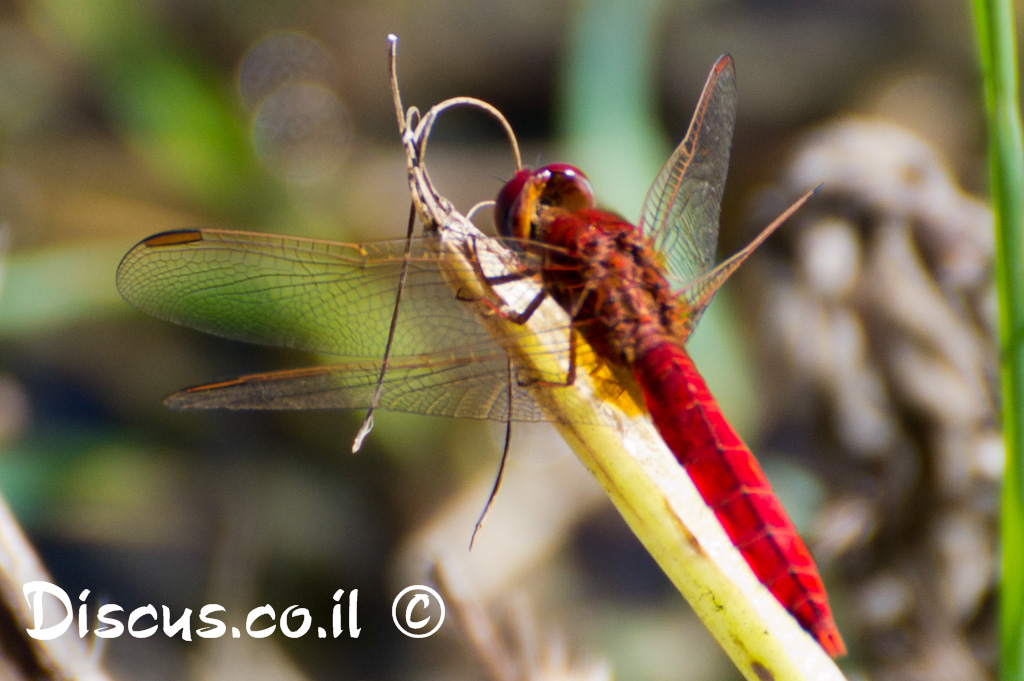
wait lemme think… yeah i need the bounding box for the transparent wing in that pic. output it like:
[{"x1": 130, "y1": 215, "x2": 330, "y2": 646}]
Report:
[
  {"x1": 165, "y1": 354, "x2": 548, "y2": 422},
  {"x1": 672, "y1": 185, "x2": 821, "y2": 338},
  {"x1": 638, "y1": 54, "x2": 736, "y2": 309},
  {"x1": 117, "y1": 228, "x2": 620, "y2": 422},
  {"x1": 117, "y1": 229, "x2": 498, "y2": 359}
]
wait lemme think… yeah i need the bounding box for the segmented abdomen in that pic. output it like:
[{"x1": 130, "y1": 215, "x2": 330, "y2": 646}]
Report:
[{"x1": 632, "y1": 341, "x2": 845, "y2": 658}]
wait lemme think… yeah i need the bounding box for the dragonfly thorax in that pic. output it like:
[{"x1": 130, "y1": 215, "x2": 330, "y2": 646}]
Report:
[{"x1": 537, "y1": 208, "x2": 688, "y2": 366}]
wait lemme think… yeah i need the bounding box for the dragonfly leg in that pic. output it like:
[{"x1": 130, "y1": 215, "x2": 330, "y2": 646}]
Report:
[
  {"x1": 513, "y1": 278, "x2": 595, "y2": 387},
  {"x1": 456, "y1": 285, "x2": 548, "y2": 327},
  {"x1": 495, "y1": 288, "x2": 547, "y2": 325},
  {"x1": 511, "y1": 324, "x2": 578, "y2": 389},
  {"x1": 507, "y1": 280, "x2": 597, "y2": 388},
  {"x1": 462, "y1": 234, "x2": 550, "y2": 323},
  {"x1": 483, "y1": 270, "x2": 539, "y2": 285}
]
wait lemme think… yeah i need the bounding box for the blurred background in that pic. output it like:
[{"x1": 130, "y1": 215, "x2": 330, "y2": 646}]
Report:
[{"x1": 0, "y1": 0, "x2": 1001, "y2": 680}]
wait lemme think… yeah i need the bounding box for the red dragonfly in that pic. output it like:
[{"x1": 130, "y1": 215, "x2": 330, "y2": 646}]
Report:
[
  {"x1": 116, "y1": 55, "x2": 843, "y2": 657},
  {"x1": 488, "y1": 56, "x2": 843, "y2": 657}
]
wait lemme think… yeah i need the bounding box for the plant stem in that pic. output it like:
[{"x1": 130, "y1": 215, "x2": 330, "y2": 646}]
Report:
[{"x1": 970, "y1": 1, "x2": 1024, "y2": 678}]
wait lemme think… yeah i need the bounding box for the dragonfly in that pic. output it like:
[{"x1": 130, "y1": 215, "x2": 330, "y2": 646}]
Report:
[
  {"x1": 116, "y1": 52, "x2": 844, "y2": 658},
  {"x1": 488, "y1": 55, "x2": 843, "y2": 657}
]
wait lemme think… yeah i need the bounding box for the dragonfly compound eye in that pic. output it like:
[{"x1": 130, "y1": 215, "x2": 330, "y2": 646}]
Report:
[
  {"x1": 494, "y1": 165, "x2": 597, "y2": 243},
  {"x1": 536, "y1": 164, "x2": 596, "y2": 215},
  {"x1": 494, "y1": 168, "x2": 534, "y2": 240}
]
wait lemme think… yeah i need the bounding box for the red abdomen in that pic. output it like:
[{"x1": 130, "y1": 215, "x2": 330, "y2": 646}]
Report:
[{"x1": 633, "y1": 341, "x2": 845, "y2": 658}]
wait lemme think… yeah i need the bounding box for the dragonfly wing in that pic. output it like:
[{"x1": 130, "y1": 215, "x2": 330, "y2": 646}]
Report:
[
  {"x1": 118, "y1": 228, "x2": 596, "y2": 421},
  {"x1": 118, "y1": 229, "x2": 630, "y2": 422},
  {"x1": 674, "y1": 184, "x2": 821, "y2": 337},
  {"x1": 116, "y1": 229, "x2": 500, "y2": 359},
  {"x1": 165, "y1": 352, "x2": 549, "y2": 421},
  {"x1": 638, "y1": 54, "x2": 736, "y2": 301}
]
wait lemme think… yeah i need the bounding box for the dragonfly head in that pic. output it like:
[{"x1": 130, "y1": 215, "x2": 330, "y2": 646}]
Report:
[{"x1": 494, "y1": 164, "x2": 595, "y2": 242}]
